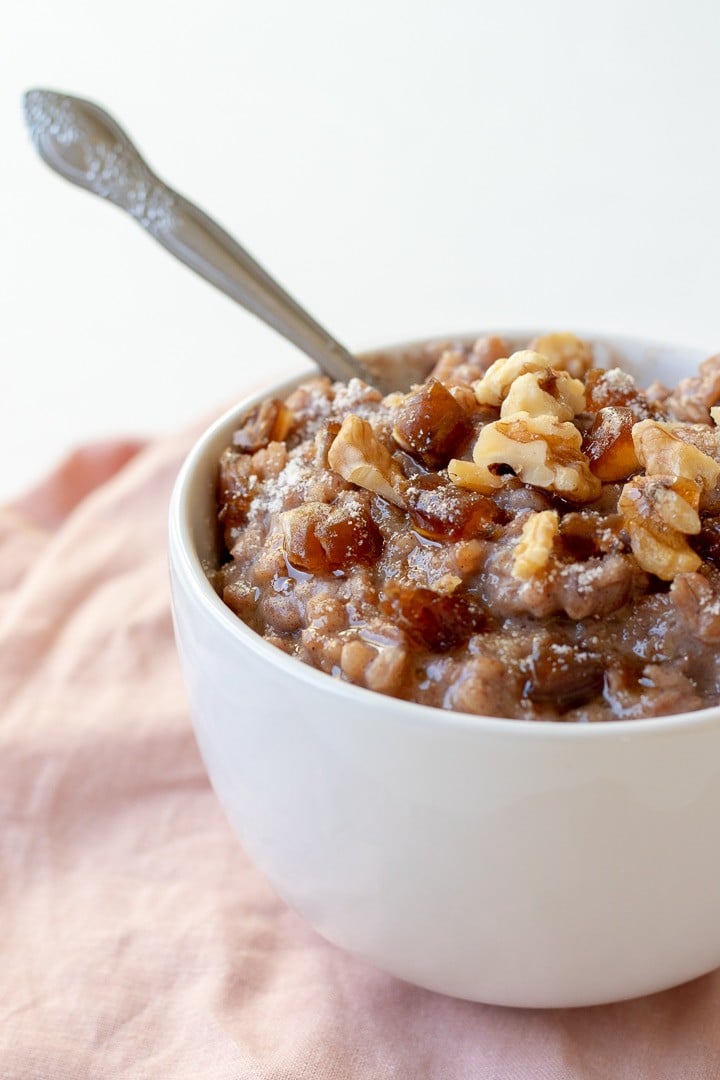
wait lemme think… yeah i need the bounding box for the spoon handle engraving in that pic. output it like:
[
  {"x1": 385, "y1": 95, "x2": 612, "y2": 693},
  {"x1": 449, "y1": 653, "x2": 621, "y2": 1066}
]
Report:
[{"x1": 24, "y1": 89, "x2": 379, "y2": 390}]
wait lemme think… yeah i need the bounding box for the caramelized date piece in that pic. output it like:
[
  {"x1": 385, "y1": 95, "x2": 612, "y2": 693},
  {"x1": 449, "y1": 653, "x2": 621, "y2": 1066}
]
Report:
[
  {"x1": 217, "y1": 448, "x2": 256, "y2": 530},
  {"x1": 584, "y1": 369, "x2": 653, "y2": 421},
  {"x1": 392, "y1": 378, "x2": 471, "y2": 467},
  {"x1": 404, "y1": 473, "x2": 505, "y2": 541},
  {"x1": 380, "y1": 583, "x2": 486, "y2": 652},
  {"x1": 583, "y1": 406, "x2": 639, "y2": 481},
  {"x1": 282, "y1": 495, "x2": 383, "y2": 575},
  {"x1": 281, "y1": 504, "x2": 330, "y2": 574},
  {"x1": 315, "y1": 493, "x2": 383, "y2": 570},
  {"x1": 522, "y1": 642, "x2": 605, "y2": 713},
  {"x1": 233, "y1": 399, "x2": 294, "y2": 452}
]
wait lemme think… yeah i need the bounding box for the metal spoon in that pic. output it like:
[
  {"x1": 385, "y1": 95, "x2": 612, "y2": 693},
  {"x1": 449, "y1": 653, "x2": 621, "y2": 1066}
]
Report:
[{"x1": 23, "y1": 89, "x2": 391, "y2": 392}]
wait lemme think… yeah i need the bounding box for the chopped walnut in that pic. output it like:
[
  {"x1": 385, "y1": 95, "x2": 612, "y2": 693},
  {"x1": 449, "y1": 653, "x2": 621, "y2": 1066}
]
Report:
[
  {"x1": 233, "y1": 399, "x2": 295, "y2": 452},
  {"x1": 512, "y1": 510, "x2": 559, "y2": 580},
  {"x1": 500, "y1": 369, "x2": 586, "y2": 421},
  {"x1": 430, "y1": 336, "x2": 509, "y2": 386},
  {"x1": 529, "y1": 332, "x2": 594, "y2": 379},
  {"x1": 429, "y1": 347, "x2": 467, "y2": 383},
  {"x1": 447, "y1": 384, "x2": 478, "y2": 413},
  {"x1": 328, "y1": 414, "x2": 405, "y2": 507},
  {"x1": 449, "y1": 412, "x2": 601, "y2": 503},
  {"x1": 619, "y1": 474, "x2": 702, "y2": 580},
  {"x1": 632, "y1": 419, "x2": 720, "y2": 497},
  {"x1": 665, "y1": 353, "x2": 720, "y2": 423},
  {"x1": 473, "y1": 350, "x2": 553, "y2": 407}
]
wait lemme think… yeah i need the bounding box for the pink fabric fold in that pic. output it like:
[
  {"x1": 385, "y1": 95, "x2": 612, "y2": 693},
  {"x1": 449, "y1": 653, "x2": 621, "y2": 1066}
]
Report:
[{"x1": 2, "y1": 427, "x2": 720, "y2": 1080}]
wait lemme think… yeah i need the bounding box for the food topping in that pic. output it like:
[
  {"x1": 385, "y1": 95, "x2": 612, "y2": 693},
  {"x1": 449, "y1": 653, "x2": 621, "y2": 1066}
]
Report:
[
  {"x1": 618, "y1": 475, "x2": 702, "y2": 580},
  {"x1": 450, "y1": 412, "x2": 601, "y2": 503},
  {"x1": 215, "y1": 333, "x2": 720, "y2": 721},
  {"x1": 500, "y1": 369, "x2": 586, "y2": 421},
  {"x1": 632, "y1": 419, "x2": 720, "y2": 497},
  {"x1": 512, "y1": 510, "x2": 559, "y2": 581},
  {"x1": 327, "y1": 414, "x2": 405, "y2": 507}
]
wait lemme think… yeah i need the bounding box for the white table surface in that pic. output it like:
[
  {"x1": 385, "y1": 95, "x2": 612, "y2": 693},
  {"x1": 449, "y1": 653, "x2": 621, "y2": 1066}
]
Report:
[{"x1": 3, "y1": 0, "x2": 720, "y2": 503}]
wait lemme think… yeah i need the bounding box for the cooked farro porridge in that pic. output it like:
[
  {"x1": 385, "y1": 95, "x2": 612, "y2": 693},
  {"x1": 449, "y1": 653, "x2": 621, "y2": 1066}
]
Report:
[{"x1": 213, "y1": 332, "x2": 720, "y2": 721}]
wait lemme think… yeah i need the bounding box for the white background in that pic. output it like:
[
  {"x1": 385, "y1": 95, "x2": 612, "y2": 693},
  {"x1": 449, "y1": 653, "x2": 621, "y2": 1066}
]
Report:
[{"x1": 3, "y1": 0, "x2": 720, "y2": 502}]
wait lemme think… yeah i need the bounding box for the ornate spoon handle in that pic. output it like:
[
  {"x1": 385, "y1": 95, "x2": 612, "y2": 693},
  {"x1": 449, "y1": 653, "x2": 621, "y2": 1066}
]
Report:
[{"x1": 23, "y1": 89, "x2": 386, "y2": 390}]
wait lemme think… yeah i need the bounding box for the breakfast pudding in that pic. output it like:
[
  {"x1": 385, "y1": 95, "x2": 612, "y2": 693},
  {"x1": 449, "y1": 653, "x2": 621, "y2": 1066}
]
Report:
[{"x1": 213, "y1": 332, "x2": 720, "y2": 721}]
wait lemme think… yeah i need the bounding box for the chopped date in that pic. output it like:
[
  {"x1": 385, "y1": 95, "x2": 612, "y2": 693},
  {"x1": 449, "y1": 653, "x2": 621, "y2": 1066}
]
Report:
[
  {"x1": 380, "y1": 583, "x2": 487, "y2": 652},
  {"x1": 217, "y1": 449, "x2": 256, "y2": 530},
  {"x1": 584, "y1": 369, "x2": 654, "y2": 420},
  {"x1": 404, "y1": 473, "x2": 506, "y2": 541},
  {"x1": 281, "y1": 504, "x2": 330, "y2": 574},
  {"x1": 315, "y1": 494, "x2": 384, "y2": 570},
  {"x1": 392, "y1": 379, "x2": 471, "y2": 467},
  {"x1": 282, "y1": 495, "x2": 383, "y2": 575},
  {"x1": 522, "y1": 642, "x2": 605, "y2": 713},
  {"x1": 583, "y1": 406, "x2": 639, "y2": 481}
]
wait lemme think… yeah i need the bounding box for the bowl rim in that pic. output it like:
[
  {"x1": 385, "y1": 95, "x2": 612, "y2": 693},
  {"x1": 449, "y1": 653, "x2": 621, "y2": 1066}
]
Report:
[{"x1": 169, "y1": 329, "x2": 720, "y2": 741}]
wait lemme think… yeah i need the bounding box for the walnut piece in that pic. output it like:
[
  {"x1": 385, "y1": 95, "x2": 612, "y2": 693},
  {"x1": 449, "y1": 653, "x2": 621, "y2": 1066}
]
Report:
[
  {"x1": 233, "y1": 399, "x2": 294, "y2": 452},
  {"x1": 618, "y1": 474, "x2": 702, "y2": 580},
  {"x1": 529, "y1": 332, "x2": 594, "y2": 379},
  {"x1": 512, "y1": 510, "x2": 559, "y2": 580},
  {"x1": 449, "y1": 412, "x2": 601, "y2": 503},
  {"x1": 500, "y1": 369, "x2": 586, "y2": 421},
  {"x1": 664, "y1": 353, "x2": 720, "y2": 423},
  {"x1": 327, "y1": 414, "x2": 405, "y2": 507},
  {"x1": 632, "y1": 419, "x2": 720, "y2": 496},
  {"x1": 473, "y1": 350, "x2": 553, "y2": 407}
]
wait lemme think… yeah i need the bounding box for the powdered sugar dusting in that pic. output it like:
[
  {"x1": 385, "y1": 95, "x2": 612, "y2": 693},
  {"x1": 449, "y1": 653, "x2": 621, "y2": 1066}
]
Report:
[{"x1": 252, "y1": 454, "x2": 315, "y2": 518}]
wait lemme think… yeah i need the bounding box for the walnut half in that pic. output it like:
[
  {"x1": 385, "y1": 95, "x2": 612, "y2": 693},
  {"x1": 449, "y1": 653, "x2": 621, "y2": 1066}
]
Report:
[
  {"x1": 449, "y1": 412, "x2": 601, "y2": 503},
  {"x1": 472, "y1": 350, "x2": 553, "y2": 407},
  {"x1": 618, "y1": 474, "x2": 702, "y2": 580},
  {"x1": 327, "y1": 414, "x2": 405, "y2": 507},
  {"x1": 632, "y1": 419, "x2": 720, "y2": 497},
  {"x1": 500, "y1": 369, "x2": 586, "y2": 421}
]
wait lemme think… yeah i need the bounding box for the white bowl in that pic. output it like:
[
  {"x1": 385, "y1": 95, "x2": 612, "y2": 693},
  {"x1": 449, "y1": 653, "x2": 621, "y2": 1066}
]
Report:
[{"x1": 169, "y1": 332, "x2": 720, "y2": 1008}]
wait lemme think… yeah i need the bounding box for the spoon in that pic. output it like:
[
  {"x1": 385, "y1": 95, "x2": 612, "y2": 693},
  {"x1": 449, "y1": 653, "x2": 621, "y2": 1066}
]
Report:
[{"x1": 22, "y1": 89, "x2": 392, "y2": 393}]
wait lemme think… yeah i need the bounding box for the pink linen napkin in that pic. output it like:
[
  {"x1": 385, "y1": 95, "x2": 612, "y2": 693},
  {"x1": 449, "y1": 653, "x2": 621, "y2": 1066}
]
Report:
[{"x1": 2, "y1": 427, "x2": 720, "y2": 1080}]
